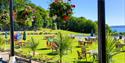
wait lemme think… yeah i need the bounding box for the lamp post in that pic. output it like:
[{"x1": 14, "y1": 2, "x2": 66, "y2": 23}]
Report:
[
  {"x1": 98, "y1": 0, "x2": 106, "y2": 63},
  {"x1": 9, "y1": 0, "x2": 14, "y2": 56}
]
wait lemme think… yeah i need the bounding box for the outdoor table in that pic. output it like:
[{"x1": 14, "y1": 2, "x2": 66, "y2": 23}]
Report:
[
  {"x1": 83, "y1": 41, "x2": 93, "y2": 45},
  {"x1": 86, "y1": 36, "x2": 97, "y2": 42}
]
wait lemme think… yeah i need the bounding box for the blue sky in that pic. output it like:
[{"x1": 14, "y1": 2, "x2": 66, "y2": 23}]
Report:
[{"x1": 31, "y1": 0, "x2": 125, "y2": 26}]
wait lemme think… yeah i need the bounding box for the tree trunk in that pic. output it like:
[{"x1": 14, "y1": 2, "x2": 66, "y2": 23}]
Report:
[
  {"x1": 60, "y1": 50, "x2": 63, "y2": 63},
  {"x1": 33, "y1": 51, "x2": 35, "y2": 56},
  {"x1": 60, "y1": 56, "x2": 62, "y2": 63}
]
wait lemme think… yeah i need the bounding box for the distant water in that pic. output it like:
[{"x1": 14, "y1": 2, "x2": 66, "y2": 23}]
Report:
[{"x1": 111, "y1": 26, "x2": 125, "y2": 32}]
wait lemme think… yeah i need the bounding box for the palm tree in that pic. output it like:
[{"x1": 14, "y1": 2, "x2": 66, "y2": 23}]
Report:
[
  {"x1": 106, "y1": 34, "x2": 125, "y2": 63},
  {"x1": 56, "y1": 32, "x2": 72, "y2": 63},
  {"x1": 26, "y1": 37, "x2": 39, "y2": 56}
]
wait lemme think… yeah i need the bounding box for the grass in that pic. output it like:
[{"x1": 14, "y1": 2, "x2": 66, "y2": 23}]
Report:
[{"x1": 0, "y1": 29, "x2": 125, "y2": 63}]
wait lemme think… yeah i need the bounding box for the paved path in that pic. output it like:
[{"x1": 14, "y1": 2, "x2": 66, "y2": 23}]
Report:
[
  {"x1": 0, "y1": 51, "x2": 40, "y2": 63},
  {"x1": 0, "y1": 52, "x2": 9, "y2": 62}
]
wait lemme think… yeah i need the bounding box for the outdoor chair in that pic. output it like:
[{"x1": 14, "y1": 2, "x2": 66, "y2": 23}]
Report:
[
  {"x1": 116, "y1": 43, "x2": 125, "y2": 50},
  {"x1": 87, "y1": 49, "x2": 98, "y2": 62},
  {"x1": 77, "y1": 46, "x2": 89, "y2": 61},
  {"x1": 77, "y1": 50, "x2": 87, "y2": 61},
  {"x1": 86, "y1": 41, "x2": 92, "y2": 45},
  {"x1": 77, "y1": 51, "x2": 83, "y2": 59},
  {"x1": 46, "y1": 40, "x2": 59, "y2": 51},
  {"x1": 115, "y1": 39, "x2": 125, "y2": 50},
  {"x1": 78, "y1": 41, "x2": 84, "y2": 46},
  {"x1": 50, "y1": 42, "x2": 59, "y2": 52},
  {"x1": 78, "y1": 39, "x2": 84, "y2": 46}
]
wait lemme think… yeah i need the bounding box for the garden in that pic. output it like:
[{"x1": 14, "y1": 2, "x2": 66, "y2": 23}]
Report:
[
  {"x1": 0, "y1": 0, "x2": 125, "y2": 63},
  {"x1": 0, "y1": 29, "x2": 125, "y2": 63}
]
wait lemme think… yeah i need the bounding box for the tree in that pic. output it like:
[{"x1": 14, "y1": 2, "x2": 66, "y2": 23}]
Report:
[
  {"x1": 0, "y1": 11, "x2": 10, "y2": 31},
  {"x1": 106, "y1": 24, "x2": 112, "y2": 33},
  {"x1": 0, "y1": 0, "x2": 9, "y2": 14},
  {"x1": 49, "y1": 0, "x2": 75, "y2": 29},
  {"x1": 66, "y1": 16, "x2": 97, "y2": 33}
]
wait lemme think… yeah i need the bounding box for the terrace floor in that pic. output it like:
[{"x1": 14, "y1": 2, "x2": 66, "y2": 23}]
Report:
[{"x1": 0, "y1": 51, "x2": 40, "y2": 63}]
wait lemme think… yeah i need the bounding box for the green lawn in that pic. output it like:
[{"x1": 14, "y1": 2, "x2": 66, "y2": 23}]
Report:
[{"x1": 0, "y1": 29, "x2": 125, "y2": 63}]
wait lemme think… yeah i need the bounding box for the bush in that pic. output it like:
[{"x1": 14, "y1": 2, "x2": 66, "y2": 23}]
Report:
[{"x1": 0, "y1": 37, "x2": 5, "y2": 50}]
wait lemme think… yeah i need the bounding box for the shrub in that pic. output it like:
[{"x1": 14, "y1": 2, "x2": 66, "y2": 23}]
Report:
[{"x1": 0, "y1": 37, "x2": 5, "y2": 50}]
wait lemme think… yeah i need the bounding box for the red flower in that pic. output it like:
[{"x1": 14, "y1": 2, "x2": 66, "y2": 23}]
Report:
[
  {"x1": 71, "y1": 5, "x2": 75, "y2": 8},
  {"x1": 63, "y1": 15, "x2": 69, "y2": 21},
  {"x1": 54, "y1": 0, "x2": 58, "y2": 2}
]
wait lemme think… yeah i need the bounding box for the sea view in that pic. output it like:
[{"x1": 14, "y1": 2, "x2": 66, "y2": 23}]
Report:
[{"x1": 111, "y1": 25, "x2": 125, "y2": 32}]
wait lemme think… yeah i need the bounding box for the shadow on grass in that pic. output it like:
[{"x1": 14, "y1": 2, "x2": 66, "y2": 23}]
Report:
[
  {"x1": 75, "y1": 46, "x2": 81, "y2": 48},
  {"x1": 37, "y1": 48, "x2": 50, "y2": 50},
  {"x1": 47, "y1": 52, "x2": 58, "y2": 56}
]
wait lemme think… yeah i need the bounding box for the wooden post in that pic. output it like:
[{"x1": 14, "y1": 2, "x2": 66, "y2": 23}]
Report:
[
  {"x1": 98, "y1": 0, "x2": 106, "y2": 63},
  {"x1": 9, "y1": 0, "x2": 14, "y2": 56}
]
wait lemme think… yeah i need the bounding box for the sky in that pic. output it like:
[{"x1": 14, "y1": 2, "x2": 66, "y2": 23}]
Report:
[{"x1": 31, "y1": 0, "x2": 125, "y2": 26}]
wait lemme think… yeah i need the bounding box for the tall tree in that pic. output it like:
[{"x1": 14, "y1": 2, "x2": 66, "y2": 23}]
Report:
[{"x1": 0, "y1": 0, "x2": 9, "y2": 14}]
